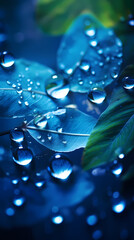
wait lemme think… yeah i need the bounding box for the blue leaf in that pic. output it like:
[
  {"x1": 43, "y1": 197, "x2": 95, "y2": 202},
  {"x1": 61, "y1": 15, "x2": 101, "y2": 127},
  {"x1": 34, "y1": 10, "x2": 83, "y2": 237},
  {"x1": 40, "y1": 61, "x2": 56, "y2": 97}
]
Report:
[
  {"x1": 57, "y1": 14, "x2": 123, "y2": 92},
  {"x1": 0, "y1": 59, "x2": 57, "y2": 118}
]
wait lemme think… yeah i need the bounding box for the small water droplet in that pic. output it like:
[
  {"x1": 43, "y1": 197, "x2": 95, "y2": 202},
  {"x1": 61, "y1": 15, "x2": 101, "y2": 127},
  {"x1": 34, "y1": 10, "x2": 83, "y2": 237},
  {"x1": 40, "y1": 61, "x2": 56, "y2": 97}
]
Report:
[
  {"x1": 88, "y1": 88, "x2": 106, "y2": 104},
  {"x1": 12, "y1": 84, "x2": 16, "y2": 88},
  {"x1": 52, "y1": 215, "x2": 63, "y2": 224},
  {"x1": 21, "y1": 176, "x2": 29, "y2": 182},
  {"x1": 85, "y1": 27, "x2": 96, "y2": 37},
  {"x1": 0, "y1": 51, "x2": 14, "y2": 68},
  {"x1": 47, "y1": 134, "x2": 52, "y2": 141},
  {"x1": 57, "y1": 127, "x2": 63, "y2": 133},
  {"x1": 122, "y1": 76, "x2": 134, "y2": 90},
  {"x1": 48, "y1": 153, "x2": 73, "y2": 180},
  {"x1": 79, "y1": 60, "x2": 90, "y2": 72},
  {"x1": 34, "y1": 178, "x2": 46, "y2": 188},
  {"x1": 111, "y1": 161, "x2": 123, "y2": 176},
  {"x1": 10, "y1": 129, "x2": 24, "y2": 143},
  {"x1": 12, "y1": 179, "x2": 19, "y2": 185},
  {"x1": 45, "y1": 74, "x2": 69, "y2": 99},
  {"x1": 89, "y1": 40, "x2": 98, "y2": 47},
  {"x1": 86, "y1": 214, "x2": 98, "y2": 226},
  {"x1": 128, "y1": 18, "x2": 134, "y2": 27},
  {"x1": 25, "y1": 101, "x2": 29, "y2": 106},
  {"x1": 13, "y1": 148, "x2": 33, "y2": 166},
  {"x1": 34, "y1": 115, "x2": 48, "y2": 129},
  {"x1": 13, "y1": 196, "x2": 26, "y2": 207},
  {"x1": 112, "y1": 200, "x2": 126, "y2": 213},
  {"x1": 111, "y1": 67, "x2": 118, "y2": 79},
  {"x1": 7, "y1": 80, "x2": 11, "y2": 85}
]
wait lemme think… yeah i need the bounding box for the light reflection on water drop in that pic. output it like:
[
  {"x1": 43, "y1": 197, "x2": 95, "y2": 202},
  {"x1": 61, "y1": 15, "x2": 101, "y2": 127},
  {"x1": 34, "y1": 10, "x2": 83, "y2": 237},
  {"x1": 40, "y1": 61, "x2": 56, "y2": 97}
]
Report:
[
  {"x1": 13, "y1": 196, "x2": 26, "y2": 207},
  {"x1": 0, "y1": 51, "x2": 14, "y2": 68},
  {"x1": 112, "y1": 200, "x2": 126, "y2": 213},
  {"x1": 45, "y1": 74, "x2": 69, "y2": 99},
  {"x1": 52, "y1": 215, "x2": 63, "y2": 224},
  {"x1": 88, "y1": 88, "x2": 106, "y2": 104},
  {"x1": 48, "y1": 153, "x2": 73, "y2": 180},
  {"x1": 13, "y1": 148, "x2": 33, "y2": 166}
]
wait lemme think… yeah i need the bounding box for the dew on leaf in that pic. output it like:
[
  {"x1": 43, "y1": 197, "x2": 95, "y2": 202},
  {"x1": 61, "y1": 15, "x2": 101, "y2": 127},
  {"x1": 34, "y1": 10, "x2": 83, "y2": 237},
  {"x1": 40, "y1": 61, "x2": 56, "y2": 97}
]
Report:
[
  {"x1": 88, "y1": 88, "x2": 106, "y2": 104},
  {"x1": 89, "y1": 40, "x2": 98, "y2": 47},
  {"x1": 47, "y1": 134, "x2": 52, "y2": 141},
  {"x1": 45, "y1": 74, "x2": 69, "y2": 99},
  {"x1": 21, "y1": 176, "x2": 29, "y2": 182},
  {"x1": 13, "y1": 148, "x2": 33, "y2": 166},
  {"x1": 111, "y1": 67, "x2": 119, "y2": 79},
  {"x1": 48, "y1": 153, "x2": 73, "y2": 180},
  {"x1": 10, "y1": 129, "x2": 24, "y2": 143},
  {"x1": 12, "y1": 179, "x2": 19, "y2": 185},
  {"x1": 85, "y1": 27, "x2": 96, "y2": 37},
  {"x1": 0, "y1": 51, "x2": 14, "y2": 68}
]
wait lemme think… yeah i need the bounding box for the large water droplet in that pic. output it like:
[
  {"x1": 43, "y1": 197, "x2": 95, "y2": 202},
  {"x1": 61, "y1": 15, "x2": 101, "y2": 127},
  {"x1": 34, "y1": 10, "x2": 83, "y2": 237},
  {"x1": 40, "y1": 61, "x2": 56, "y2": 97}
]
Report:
[
  {"x1": 122, "y1": 76, "x2": 134, "y2": 90},
  {"x1": 86, "y1": 214, "x2": 98, "y2": 226},
  {"x1": 79, "y1": 60, "x2": 90, "y2": 72},
  {"x1": 51, "y1": 215, "x2": 63, "y2": 224},
  {"x1": 48, "y1": 153, "x2": 73, "y2": 180},
  {"x1": 45, "y1": 74, "x2": 69, "y2": 99},
  {"x1": 13, "y1": 196, "x2": 26, "y2": 207},
  {"x1": 13, "y1": 148, "x2": 33, "y2": 166},
  {"x1": 34, "y1": 115, "x2": 48, "y2": 129},
  {"x1": 0, "y1": 51, "x2": 14, "y2": 68},
  {"x1": 88, "y1": 88, "x2": 106, "y2": 104},
  {"x1": 10, "y1": 129, "x2": 24, "y2": 143}
]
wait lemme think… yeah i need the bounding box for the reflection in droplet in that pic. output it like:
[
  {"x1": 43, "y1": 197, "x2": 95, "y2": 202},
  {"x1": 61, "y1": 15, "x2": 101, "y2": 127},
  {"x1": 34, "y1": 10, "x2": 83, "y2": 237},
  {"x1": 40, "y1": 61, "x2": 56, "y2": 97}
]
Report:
[
  {"x1": 52, "y1": 215, "x2": 63, "y2": 224},
  {"x1": 34, "y1": 115, "x2": 48, "y2": 129},
  {"x1": 86, "y1": 214, "x2": 98, "y2": 226},
  {"x1": 48, "y1": 153, "x2": 73, "y2": 180},
  {"x1": 13, "y1": 148, "x2": 33, "y2": 166},
  {"x1": 0, "y1": 51, "x2": 14, "y2": 68},
  {"x1": 45, "y1": 74, "x2": 69, "y2": 99},
  {"x1": 10, "y1": 129, "x2": 24, "y2": 143},
  {"x1": 88, "y1": 88, "x2": 106, "y2": 104},
  {"x1": 122, "y1": 76, "x2": 134, "y2": 90},
  {"x1": 13, "y1": 196, "x2": 26, "y2": 207}
]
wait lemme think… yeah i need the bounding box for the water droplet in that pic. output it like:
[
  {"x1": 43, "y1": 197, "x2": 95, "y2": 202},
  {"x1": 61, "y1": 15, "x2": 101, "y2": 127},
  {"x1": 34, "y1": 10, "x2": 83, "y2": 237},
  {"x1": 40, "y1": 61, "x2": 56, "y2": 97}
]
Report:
[
  {"x1": 111, "y1": 161, "x2": 123, "y2": 176},
  {"x1": 79, "y1": 60, "x2": 90, "y2": 72},
  {"x1": 118, "y1": 153, "x2": 125, "y2": 159},
  {"x1": 12, "y1": 84, "x2": 16, "y2": 88},
  {"x1": 7, "y1": 80, "x2": 11, "y2": 85},
  {"x1": 57, "y1": 127, "x2": 63, "y2": 133},
  {"x1": 54, "y1": 108, "x2": 66, "y2": 116},
  {"x1": 0, "y1": 51, "x2": 14, "y2": 68},
  {"x1": 65, "y1": 68, "x2": 73, "y2": 75},
  {"x1": 112, "y1": 200, "x2": 126, "y2": 213},
  {"x1": 122, "y1": 76, "x2": 134, "y2": 90},
  {"x1": 13, "y1": 148, "x2": 33, "y2": 166},
  {"x1": 78, "y1": 79, "x2": 84, "y2": 85},
  {"x1": 111, "y1": 67, "x2": 118, "y2": 79},
  {"x1": 45, "y1": 74, "x2": 69, "y2": 99},
  {"x1": 10, "y1": 129, "x2": 24, "y2": 143},
  {"x1": 21, "y1": 176, "x2": 29, "y2": 182},
  {"x1": 13, "y1": 196, "x2": 26, "y2": 207},
  {"x1": 48, "y1": 153, "x2": 73, "y2": 180},
  {"x1": 52, "y1": 215, "x2": 63, "y2": 224},
  {"x1": 47, "y1": 134, "x2": 52, "y2": 141},
  {"x1": 34, "y1": 178, "x2": 46, "y2": 188},
  {"x1": 25, "y1": 101, "x2": 29, "y2": 106},
  {"x1": 89, "y1": 40, "x2": 98, "y2": 47},
  {"x1": 34, "y1": 115, "x2": 48, "y2": 129},
  {"x1": 88, "y1": 88, "x2": 106, "y2": 104},
  {"x1": 5, "y1": 207, "x2": 15, "y2": 216},
  {"x1": 86, "y1": 214, "x2": 98, "y2": 226},
  {"x1": 85, "y1": 27, "x2": 96, "y2": 37},
  {"x1": 12, "y1": 179, "x2": 19, "y2": 185}
]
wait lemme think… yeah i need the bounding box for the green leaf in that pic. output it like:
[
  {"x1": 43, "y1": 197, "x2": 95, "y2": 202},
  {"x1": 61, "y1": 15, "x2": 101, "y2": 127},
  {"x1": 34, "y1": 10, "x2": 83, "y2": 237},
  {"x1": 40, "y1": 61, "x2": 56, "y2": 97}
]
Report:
[
  {"x1": 82, "y1": 78, "x2": 134, "y2": 170},
  {"x1": 36, "y1": 0, "x2": 134, "y2": 35}
]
